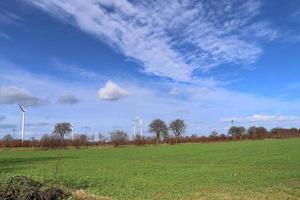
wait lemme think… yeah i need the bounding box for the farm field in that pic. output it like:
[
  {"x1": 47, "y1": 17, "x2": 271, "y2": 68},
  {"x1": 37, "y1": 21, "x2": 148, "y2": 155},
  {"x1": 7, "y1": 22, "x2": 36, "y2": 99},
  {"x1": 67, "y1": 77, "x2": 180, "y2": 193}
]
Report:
[{"x1": 1, "y1": 139, "x2": 300, "y2": 200}]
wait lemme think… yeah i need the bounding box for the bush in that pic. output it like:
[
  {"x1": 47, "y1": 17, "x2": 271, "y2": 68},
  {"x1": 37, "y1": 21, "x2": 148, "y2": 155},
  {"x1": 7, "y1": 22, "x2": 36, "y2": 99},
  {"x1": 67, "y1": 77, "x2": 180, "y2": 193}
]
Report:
[
  {"x1": 2, "y1": 134, "x2": 13, "y2": 148},
  {"x1": 110, "y1": 130, "x2": 129, "y2": 147},
  {"x1": 0, "y1": 176, "x2": 70, "y2": 200},
  {"x1": 41, "y1": 187, "x2": 69, "y2": 200}
]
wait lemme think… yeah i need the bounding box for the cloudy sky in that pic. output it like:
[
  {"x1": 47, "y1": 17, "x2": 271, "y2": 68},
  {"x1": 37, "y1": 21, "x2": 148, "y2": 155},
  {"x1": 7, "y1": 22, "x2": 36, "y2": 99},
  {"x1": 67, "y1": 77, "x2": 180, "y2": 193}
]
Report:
[{"x1": 0, "y1": 0, "x2": 300, "y2": 139}]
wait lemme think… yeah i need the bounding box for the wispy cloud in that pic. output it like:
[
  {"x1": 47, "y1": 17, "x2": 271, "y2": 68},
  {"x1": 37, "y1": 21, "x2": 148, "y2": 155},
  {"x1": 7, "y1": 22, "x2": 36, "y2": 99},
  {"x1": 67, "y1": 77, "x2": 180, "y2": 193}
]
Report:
[
  {"x1": 27, "y1": 122, "x2": 49, "y2": 128},
  {"x1": 0, "y1": 32, "x2": 13, "y2": 41},
  {"x1": 3, "y1": 61, "x2": 300, "y2": 135},
  {"x1": 24, "y1": 0, "x2": 277, "y2": 81},
  {"x1": 0, "y1": 9, "x2": 23, "y2": 25},
  {"x1": 221, "y1": 114, "x2": 300, "y2": 123},
  {"x1": 51, "y1": 59, "x2": 99, "y2": 80}
]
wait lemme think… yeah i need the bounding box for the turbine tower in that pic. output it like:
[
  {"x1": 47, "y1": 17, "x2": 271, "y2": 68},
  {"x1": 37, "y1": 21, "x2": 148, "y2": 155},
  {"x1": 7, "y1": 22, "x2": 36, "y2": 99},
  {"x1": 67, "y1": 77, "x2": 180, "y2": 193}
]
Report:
[
  {"x1": 71, "y1": 123, "x2": 74, "y2": 140},
  {"x1": 135, "y1": 116, "x2": 143, "y2": 140},
  {"x1": 139, "y1": 117, "x2": 143, "y2": 140},
  {"x1": 18, "y1": 104, "x2": 27, "y2": 145},
  {"x1": 133, "y1": 122, "x2": 136, "y2": 138}
]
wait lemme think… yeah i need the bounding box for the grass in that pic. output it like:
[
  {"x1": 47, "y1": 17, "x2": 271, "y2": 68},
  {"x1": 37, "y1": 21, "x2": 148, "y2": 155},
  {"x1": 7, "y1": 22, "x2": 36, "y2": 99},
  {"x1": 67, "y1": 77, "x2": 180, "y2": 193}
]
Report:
[{"x1": 1, "y1": 139, "x2": 300, "y2": 199}]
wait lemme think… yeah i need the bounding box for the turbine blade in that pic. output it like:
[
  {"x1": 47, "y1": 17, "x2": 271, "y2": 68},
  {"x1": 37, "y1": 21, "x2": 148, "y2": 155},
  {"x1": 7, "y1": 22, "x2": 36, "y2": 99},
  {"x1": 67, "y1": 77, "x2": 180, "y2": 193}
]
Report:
[{"x1": 18, "y1": 104, "x2": 27, "y2": 112}]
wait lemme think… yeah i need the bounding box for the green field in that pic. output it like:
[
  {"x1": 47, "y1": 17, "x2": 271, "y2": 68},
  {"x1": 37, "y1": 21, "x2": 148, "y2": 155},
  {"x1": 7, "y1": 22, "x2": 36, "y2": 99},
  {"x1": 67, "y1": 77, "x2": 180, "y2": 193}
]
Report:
[{"x1": 1, "y1": 139, "x2": 300, "y2": 199}]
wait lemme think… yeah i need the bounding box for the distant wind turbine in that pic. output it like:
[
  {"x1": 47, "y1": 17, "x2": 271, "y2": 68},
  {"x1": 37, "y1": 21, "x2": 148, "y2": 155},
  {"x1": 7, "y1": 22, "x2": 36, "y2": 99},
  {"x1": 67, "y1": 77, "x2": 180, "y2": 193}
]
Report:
[
  {"x1": 133, "y1": 122, "x2": 136, "y2": 138},
  {"x1": 71, "y1": 123, "x2": 75, "y2": 140},
  {"x1": 135, "y1": 116, "x2": 143, "y2": 140},
  {"x1": 139, "y1": 117, "x2": 143, "y2": 140},
  {"x1": 18, "y1": 104, "x2": 27, "y2": 145}
]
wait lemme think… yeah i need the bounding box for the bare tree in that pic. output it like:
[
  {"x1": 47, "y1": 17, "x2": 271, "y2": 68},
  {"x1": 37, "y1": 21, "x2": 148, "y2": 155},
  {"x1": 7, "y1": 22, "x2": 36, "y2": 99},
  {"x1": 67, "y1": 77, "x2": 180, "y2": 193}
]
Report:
[
  {"x1": 53, "y1": 122, "x2": 72, "y2": 141},
  {"x1": 210, "y1": 130, "x2": 219, "y2": 137},
  {"x1": 2, "y1": 134, "x2": 13, "y2": 148},
  {"x1": 149, "y1": 119, "x2": 168, "y2": 144},
  {"x1": 247, "y1": 126, "x2": 268, "y2": 139},
  {"x1": 74, "y1": 134, "x2": 89, "y2": 148},
  {"x1": 40, "y1": 134, "x2": 50, "y2": 149},
  {"x1": 110, "y1": 130, "x2": 128, "y2": 147},
  {"x1": 169, "y1": 119, "x2": 186, "y2": 143},
  {"x1": 88, "y1": 134, "x2": 95, "y2": 142},
  {"x1": 98, "y1": 132, "x2": 105, "y2": 144},
  {"x1": 228, "y1": 126, "x2": 246, "y2": 140}
]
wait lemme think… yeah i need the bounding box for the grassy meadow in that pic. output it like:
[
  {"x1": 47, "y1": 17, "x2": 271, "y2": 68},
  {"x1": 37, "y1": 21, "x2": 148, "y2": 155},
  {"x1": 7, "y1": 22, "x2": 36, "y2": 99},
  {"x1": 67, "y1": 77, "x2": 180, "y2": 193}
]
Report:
[{"x1": 1, "y1": 139, "x2": 300, "y2": 199}]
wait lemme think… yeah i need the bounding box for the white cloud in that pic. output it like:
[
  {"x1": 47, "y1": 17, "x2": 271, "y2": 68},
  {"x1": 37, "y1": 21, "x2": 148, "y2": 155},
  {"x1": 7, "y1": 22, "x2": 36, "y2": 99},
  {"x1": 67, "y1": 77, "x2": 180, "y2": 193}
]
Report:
[
  {"x1": 98, "y1": 80, "x2": 129, "y2": 101},
  {"x1": 3, "y1": 62, "x2": 300, "y2": 135},
  {"x1": 57, "y1": 93, "x2": 79, "y2": 105},
  {"x1": 221, "y1": 114, "x2": 300, "y2": 123},
  {"x1": 0, "y1": 85, "x2": 48, "y2": 107},
  {"x1": 24, "y1": 0, "x2": 277, "y2": 81}
]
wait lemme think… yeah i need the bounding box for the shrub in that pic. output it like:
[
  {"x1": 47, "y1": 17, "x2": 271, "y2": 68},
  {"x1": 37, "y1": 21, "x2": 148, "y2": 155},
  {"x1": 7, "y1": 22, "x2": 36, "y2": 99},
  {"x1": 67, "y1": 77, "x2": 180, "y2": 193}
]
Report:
[
  {"x1": 110, "y1": 130, "x2": 129, "y2": 147},
  {"x1": 2, "y1": 134, "x2": 13, "y2": 148},
  {"x1": 0, "y1": 175, "x2": 42, "y2": 200},
  {"x1": 72, "y1": 134, "x2": 89, "y2": 148},
  {"x1": 0, "y1": 176, "x2": 70, "y2": 200},
  {"x1": 41, "y1": 187, "x2": 69, "y2": 200},
  {"x1": 132, "y1": 134, "x2": 143, "y2": 146}
]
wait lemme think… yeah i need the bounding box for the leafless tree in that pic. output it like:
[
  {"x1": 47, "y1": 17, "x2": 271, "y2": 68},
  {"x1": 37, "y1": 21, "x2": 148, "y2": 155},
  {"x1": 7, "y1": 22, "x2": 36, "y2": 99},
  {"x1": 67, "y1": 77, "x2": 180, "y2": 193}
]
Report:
[
  {"x1": 110, "y1": 130, "x2": 128, "y2": 147},
  {"x1": 40, "y1": 134, "x2": 50, "y2": 149},
  {"x1": 210, "y1": 130, "x2": 218, "y2": 137},
  {"x1": 88, "y1": 134, "x2": 95, "y2": 142},
  {"x1": 228, "y1": 126, "x2": 246, "y2": 140},
  {"x1": 2, "y1": 134, "x2": 13, "y2": 148},
  {"x1": 75, "y1": 134, "x2": 89, "y2": 148},
  {"x1": 98, "y1": 132, "x2": 105, "y2": 144}
]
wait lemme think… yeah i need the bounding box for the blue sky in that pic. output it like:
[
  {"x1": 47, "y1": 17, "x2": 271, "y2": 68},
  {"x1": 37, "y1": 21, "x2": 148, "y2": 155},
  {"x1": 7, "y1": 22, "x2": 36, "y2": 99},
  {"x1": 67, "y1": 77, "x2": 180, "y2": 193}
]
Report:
[{"x1": 0, "y1": 0, "x2": 300, "y2": 139}]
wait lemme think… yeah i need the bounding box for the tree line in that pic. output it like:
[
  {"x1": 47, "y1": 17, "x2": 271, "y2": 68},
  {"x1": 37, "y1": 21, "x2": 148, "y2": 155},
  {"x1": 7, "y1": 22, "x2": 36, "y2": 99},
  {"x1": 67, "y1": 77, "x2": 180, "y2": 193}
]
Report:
[{"x1": 1, "y1": 119, "x2": 300, "y2": 149}]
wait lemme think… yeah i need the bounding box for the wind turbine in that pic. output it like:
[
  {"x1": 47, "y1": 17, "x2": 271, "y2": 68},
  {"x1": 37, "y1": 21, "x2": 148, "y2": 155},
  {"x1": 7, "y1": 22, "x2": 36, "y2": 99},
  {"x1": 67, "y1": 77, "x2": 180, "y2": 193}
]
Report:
[
  {"x1": 70, "y1": 123, "x2": 75, "y2": 140},
  {"x1": 133, "y1": 122, "x2": 136, "y2": 138},
  {"x1": 139, "y1": 117, "x2": 143, "y2": 140},
  {"x1": 19, "y1": 104, "x2": 27, "y2": 145},
  {"x1": 135, "y1": 116, "x2": 143, "y2": 140}
]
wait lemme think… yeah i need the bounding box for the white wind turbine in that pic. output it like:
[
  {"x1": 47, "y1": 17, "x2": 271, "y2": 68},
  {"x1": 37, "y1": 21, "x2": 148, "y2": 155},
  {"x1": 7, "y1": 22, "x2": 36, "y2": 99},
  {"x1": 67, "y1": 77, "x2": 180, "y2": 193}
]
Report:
[
  {"x1": 133, "y1": 121, "x2": 136, "y2": 138},
  {"x1": 19, "y1": 104, "x2": 27, "y2": 145},
  {"x1": 135, "y1": 116, "x2": 143, "y2": 140},
  {"x1": 139, "y1": 117, "x2": 143, "y2": 140},
  {"x1": 71, "y1": 123, "x2": 75, "y2": 140}
]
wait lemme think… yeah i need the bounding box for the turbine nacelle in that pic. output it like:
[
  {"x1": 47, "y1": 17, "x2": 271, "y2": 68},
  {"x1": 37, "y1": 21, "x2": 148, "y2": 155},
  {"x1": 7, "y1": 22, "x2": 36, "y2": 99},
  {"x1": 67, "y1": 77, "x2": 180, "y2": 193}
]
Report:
[{"x1": 19, "y1": 104, "x2": 27, "y2": 112}]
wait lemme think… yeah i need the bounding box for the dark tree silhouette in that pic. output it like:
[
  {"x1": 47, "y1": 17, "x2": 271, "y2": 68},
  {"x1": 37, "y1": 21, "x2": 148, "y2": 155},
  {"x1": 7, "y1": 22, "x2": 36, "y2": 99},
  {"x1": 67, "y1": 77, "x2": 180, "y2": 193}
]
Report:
[
  {"x1": 247, "y1": 126, "x2": 268, "y2": 139},
  {"x1": 2, "y1": 134, "x2": 13, "y2": 148},
  {"x1": 210, "y1": 130, "x2": 219, "y2": 137},
  {"x1": 169, "y1": 119, "x2": 186, "y2": 143},
  {"x1": 52, "y1": 122, "x2": 72, "y2": 141},
  {"x1": 109, "y1": 130, "x2": 128, "y2": 147},
  {"x1": 228, "y1": 126, "x2": 246, "y2": 140},
  {"x1": 149, "y1": 119, "x2": 168, "y2": 144}
]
